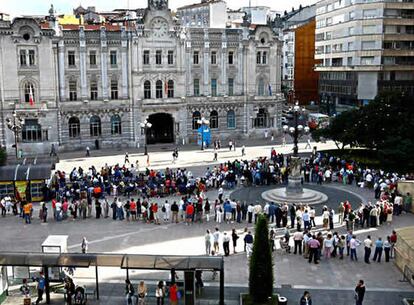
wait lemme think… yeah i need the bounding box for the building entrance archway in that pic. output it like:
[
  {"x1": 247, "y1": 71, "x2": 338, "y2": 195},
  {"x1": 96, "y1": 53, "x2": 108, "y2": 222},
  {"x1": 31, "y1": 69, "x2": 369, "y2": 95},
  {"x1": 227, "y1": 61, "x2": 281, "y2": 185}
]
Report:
[{"x1": 147, "y1": 113, "x2": 174, "y2": 144}]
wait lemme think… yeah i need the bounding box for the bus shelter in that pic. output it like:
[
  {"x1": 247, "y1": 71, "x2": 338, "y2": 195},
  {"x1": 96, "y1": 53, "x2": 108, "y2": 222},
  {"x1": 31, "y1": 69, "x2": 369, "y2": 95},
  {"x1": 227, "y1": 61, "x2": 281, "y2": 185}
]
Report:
[
  {"x1": 0, "y1": 164, "x2": 52, "y2": 202},
  {"x1": 0, "y1": 252, "x2": 225, "y2": 305}
]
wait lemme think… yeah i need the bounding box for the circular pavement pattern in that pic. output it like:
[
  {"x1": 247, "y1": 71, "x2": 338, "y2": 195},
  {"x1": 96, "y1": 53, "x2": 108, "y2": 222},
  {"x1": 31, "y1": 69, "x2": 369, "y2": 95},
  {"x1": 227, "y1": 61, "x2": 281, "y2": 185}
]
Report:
[{"x1": 230, "y1": 184, "x2": 362, "y2": 214}]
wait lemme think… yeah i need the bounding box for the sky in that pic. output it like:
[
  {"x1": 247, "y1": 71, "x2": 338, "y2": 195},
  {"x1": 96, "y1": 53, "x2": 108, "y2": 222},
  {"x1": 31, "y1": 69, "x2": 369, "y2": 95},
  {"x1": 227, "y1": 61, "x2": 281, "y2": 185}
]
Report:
[{"x1": 0, "y1": 0, "x2": 317, "y2": 17}]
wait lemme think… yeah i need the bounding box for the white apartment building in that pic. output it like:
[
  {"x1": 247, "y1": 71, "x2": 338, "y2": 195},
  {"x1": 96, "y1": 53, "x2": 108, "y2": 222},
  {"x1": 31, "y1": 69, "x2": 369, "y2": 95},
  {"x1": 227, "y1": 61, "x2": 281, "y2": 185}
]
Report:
[{"x1": 315, "y1": 0, "x2": 414, "y2": 112}]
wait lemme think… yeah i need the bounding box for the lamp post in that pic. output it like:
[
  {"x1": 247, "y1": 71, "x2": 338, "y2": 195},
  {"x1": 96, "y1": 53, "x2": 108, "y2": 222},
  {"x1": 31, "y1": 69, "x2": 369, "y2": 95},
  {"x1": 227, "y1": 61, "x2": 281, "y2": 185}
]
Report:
[
  {"x1": 6, "y1": 111, "x2": 24, "y2": 159},
  {"x1": 197, "y1": 117, "x2": 209, "y2": 150},
  {"x1": 140, "y1": 119, "x2": 152, "y2": 156},
  {"x1": 283, "y1": 102, "x2": 310, "y2": 156}
]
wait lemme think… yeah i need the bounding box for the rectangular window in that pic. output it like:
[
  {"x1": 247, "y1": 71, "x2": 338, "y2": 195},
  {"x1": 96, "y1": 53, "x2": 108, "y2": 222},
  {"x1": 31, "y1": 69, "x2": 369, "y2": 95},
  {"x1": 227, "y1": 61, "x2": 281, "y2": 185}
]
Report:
[
  {"x1": 193, "y1": 51, "x2": 199, "y2": 65},
  {"x1": 256, "y1": 52, "x2": 261, "y2": 64},
  {"x1": 211, "y1": 51, "x2": 217, "y2": 65},
  {"x1": 22, "y1": 119, "x2": 42, "y2": 142},
  {"x1": 211, "y1": 78, "x2": 217, "y2": 96},
  {"x1": 110, "y1": 51, "x2": 117, "y2": 66},
  {"x1": 349, "y1": 11, "x2": 355, "y2": 20},
  {"x1": 111, "y1": 80, "x2": 118, "y2": 100},
  {"x1": 69, "y1": 80, "x2": 77, "y2": 101},
  {"x1": 28, "y1": 50, "x2": 35, "y2": 66},
  {"x1": 361, "y1": 56, "x2": 375, "y2": 65},
  {"x1": 68, "y1": 51, "x2": 76, "y2": 67},
  {"x1": 347, "y1": 57, "x2": 353, "y2": 66},
  {"x1": 348, "y1": 27, "x2": 355, "y2": 35},
  {"x1": 143, "y1": 50, "x2": 150, "y2": 65},
  {"x1": 90, "y1": 81, "x2": 98, "y2": 100},
  {"x1": 362, "y1": 41, "x2": 376, "y2": 50},
  {"x1": 89, "y1": 51, "x2": 97, "y2": 66},
  {"x1": 193, "y1": 79, "x2": 200, "y2": 96},
  {"x1": 20, "y1": 50, "x2": 27, "y2": 66},
  {"x1": 363, "y1": 9, "x2": 376, "y2": 18},
  {"x1": 228, "y1": 78, "x2": 234, "y2": 96},
  {"x1": 168, "y1": 50, "x2": 174, "y2": 65},
  {"x1": 228, "y1": 51, "x2": 234, "y2": 65},
  {"x1": 155, "y1": 50, "x2": 162, "y2": 65},
  {"x1": 262, "y1": 52, "x2": 267, "y2": 64},
  {"x1": 363, "y1": 25, "x2": 377, "y2": 34}
]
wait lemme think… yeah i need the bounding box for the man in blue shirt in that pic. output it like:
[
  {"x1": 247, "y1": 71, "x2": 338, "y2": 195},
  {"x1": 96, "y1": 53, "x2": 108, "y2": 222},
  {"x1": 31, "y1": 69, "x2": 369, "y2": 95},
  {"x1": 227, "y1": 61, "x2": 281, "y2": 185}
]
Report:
[
  {"x1": 373, "y1": 237, "x2": 384, "y2": 263},
  {"x1": 33, "y1": 272, "x2": 46, "y2": 304}
]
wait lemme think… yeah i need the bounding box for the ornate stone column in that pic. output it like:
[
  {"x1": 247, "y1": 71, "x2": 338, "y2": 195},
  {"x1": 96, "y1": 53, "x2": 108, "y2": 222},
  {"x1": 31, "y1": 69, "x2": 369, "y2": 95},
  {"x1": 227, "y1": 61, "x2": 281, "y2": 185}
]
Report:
[{"x1": 100, "y1": 27, "x2": 108, "y2": 100}]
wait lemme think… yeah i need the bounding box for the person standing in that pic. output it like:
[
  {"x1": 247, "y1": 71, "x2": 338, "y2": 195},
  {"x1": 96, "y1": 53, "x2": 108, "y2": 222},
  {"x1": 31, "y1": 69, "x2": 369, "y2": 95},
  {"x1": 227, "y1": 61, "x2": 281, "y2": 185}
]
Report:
[
  {"x1": 137, "y1": 281, "x2": 147, "y2": 305},
  {"x1": 384, "y1": 236, "x2": 392, "y2": 262},
  {"x1": 354, "y1": 280, "x2": 366, "y2": 305},
  {"x1": 350, "y1": 235, "x2": 360, "y2": 261},
  {"x1": 169, "y1": 282, "x2": 178, "y2": 305},
  {"x1": 81, "y1": 237, "x2": 88, "y2": 253},
  {"x1": 33, "y1": 272, "x2": 46, "y2": 305},
  {"x1": 213, "y1": 227, "x2": 221, "y2": 253},
  {"x1": 231, "y1": 229, "x2": 239, "y2": 254},
  {"x1": 241, "y1": 145, "x2": 245, "y2": 156},
  {"x1": 244, "y1": 231, "x2": 254, "y2": 258},
  {"x1": 205, "y1": 230, "x2": 212, "y2": 255},
  {"x1": 299, "y1": 291, "x2": 312, "y2": 305},
  {"x1": 363, "y1": 235, "x2": 373, "y2": 264},
  {"x1": 223, "y1": 232, "x2": 230, "y2": 256},
  {"x1": 308, "y1": 236, "x2": 320, "y2": 264},
  {"x1": 155, "y1": 281, "x2": 165, "y2": 305},
  {"x1": 23, "y1": 201, "x2": 32, "y2": 224},
  {"x1": 372, "y1": 237, "x2": 383, "y2": 263},
  {"x1": 390, "y1": 230, "x2": 397, "y2": 258},
  {"x1": 86, "y1": 146, "x2": 90, "y2": 157},
  {"x1": 293, "y1": 229, "x2": 303, "y2": 255}
]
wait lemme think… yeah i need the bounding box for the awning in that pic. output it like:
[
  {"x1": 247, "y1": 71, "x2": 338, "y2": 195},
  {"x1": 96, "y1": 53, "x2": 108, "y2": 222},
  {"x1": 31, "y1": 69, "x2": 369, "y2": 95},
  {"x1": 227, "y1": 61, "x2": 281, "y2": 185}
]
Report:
[
  {"x1": 0, "y1": 164, "x2": 52, "y2": 182},
  {"x1": 0, "y1": 252, "x2": 223, "y2": 271}
]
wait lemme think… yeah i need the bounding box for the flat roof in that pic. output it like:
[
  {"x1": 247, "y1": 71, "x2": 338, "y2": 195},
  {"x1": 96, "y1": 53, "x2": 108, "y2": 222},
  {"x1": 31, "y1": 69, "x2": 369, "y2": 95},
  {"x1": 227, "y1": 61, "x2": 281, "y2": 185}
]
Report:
[{"x1": 0, "y1": 252, "x2": 223, "y2": 270}]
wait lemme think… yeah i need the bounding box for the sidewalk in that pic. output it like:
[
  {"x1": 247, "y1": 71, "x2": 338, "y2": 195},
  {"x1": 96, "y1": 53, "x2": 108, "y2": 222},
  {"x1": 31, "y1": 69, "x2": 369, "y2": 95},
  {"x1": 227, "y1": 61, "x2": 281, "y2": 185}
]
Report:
[{"x1": 55, "y1": 140, "x2": 337, "y2": 174}]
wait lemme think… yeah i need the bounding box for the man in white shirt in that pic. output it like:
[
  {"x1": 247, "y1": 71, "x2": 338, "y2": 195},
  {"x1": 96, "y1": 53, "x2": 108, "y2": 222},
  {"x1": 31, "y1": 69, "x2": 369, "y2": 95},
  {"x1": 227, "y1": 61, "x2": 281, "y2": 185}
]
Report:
[
  {"x1": 349, "y1": 235, "x2": 360, "y2": 261},
  {"x1": 293, "y1": 229, "x2": 304, "y2": 255},
  {"x1": 363, "y1": 235, "x2": 373, "y2": 264}
]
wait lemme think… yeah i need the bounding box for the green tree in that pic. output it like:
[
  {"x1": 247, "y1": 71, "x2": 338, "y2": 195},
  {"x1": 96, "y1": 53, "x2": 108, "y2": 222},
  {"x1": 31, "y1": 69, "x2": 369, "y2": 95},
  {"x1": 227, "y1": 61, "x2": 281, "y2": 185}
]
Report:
[
  {"x1": 311, "y1": 110, "x2": 360, "y2": 150},
  {"x1": 249, "y1": 215, "x2": 273, "y2": 303}
]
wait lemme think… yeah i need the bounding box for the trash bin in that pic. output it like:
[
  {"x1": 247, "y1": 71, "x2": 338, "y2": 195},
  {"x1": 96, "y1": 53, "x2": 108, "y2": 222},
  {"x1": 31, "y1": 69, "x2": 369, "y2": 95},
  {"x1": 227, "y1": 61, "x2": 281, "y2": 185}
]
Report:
[{"x1": 278, "y1": 296, "x2": 287, "y2": 305}]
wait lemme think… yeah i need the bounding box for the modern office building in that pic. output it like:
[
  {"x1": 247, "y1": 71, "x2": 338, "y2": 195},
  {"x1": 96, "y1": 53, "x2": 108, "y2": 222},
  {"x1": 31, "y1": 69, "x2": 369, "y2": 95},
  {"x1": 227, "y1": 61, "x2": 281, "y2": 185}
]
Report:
[
  {"x1": 0, "y1": 0, "x2": 283, "y2": 156},
  {"x1": 280, "y1": 5, "x2": 319, "y2": 105},
  {"x1": 315, "y1": 0, "x2": 414, "y2": 113}
]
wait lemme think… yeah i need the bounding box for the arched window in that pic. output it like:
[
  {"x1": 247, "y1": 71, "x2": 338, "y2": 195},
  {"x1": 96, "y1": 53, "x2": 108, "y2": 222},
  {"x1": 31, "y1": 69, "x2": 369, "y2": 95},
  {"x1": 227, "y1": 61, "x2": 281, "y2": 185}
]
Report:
[
  {"x1": 22, "y1": 119, "x2": 42, "y2": 142},
  {"x1": 167, "y1": 80, "x2": 174, "y2": 98},
  {"x1": 192, "y1": 111, "x2": 201, "y2": 130},
  {"x1": 227, "y1": 110, "x2": 236, "y2": 129},
  {"x1": 24, "y1": 82, "x2": 35, "y2": 104},
  {"x1": 111, "y1": 114, "x2": 122, "y2": 135},
  {"x1": 90, "y1": 115, "x2": 101, "y2": 137},
  {"x1": 156, "y1": 80, "x2": 163, "y2": 98},
  {"x1": 210, "y1": 110, "x2": 218, "y2": 129},
  {"x1": 144, "y1": 80, "x2": 151, "y2": 99},
  {"x1": 258, "y1": 78, "x2": 265, "y2": 96},
  {"x1": 254, "y1": 108, "x2": 268, "y2": 128},
  {"x1": 68, "y1": 117, "x2": 80, "y2": 138}
]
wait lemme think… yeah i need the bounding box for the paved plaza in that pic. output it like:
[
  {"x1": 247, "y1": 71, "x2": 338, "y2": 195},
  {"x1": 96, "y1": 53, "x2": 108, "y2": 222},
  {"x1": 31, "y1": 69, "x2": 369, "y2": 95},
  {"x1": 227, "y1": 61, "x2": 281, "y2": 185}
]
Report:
[{"x1": 1, "y1": 142, "x2": 413, "y2": 305}]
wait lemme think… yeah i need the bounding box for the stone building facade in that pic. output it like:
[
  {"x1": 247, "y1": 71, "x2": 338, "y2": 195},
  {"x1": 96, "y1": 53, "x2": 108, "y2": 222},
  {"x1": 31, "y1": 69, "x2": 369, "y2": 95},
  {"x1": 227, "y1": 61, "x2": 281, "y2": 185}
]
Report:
[{"x1": 0, "y1": 0, "x2": 284, "y2": 156}]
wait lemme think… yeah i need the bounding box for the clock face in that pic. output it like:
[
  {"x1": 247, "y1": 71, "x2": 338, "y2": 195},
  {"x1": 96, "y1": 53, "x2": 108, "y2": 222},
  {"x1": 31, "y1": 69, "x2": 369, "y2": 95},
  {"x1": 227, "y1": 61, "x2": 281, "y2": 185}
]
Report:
[{"x1": 151, "y1": 18, "x2": 168, "y2": 38}]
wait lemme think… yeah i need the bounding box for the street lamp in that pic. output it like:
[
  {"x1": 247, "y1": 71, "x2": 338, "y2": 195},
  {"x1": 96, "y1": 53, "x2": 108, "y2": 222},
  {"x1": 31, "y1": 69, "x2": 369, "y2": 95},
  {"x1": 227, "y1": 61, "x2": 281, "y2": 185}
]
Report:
[
  {"x1": 140, "y1": 119, "x2": 152, "y2": 156},
  {"x1": 6, "y1": 111, "x2": 24, "y2": 159},
  {"x1": 197, "y1": 117, "x2": 209, "y2": 150},
  {"x1": 283, "y1": 102, "x2": 310, "y2": 156}
]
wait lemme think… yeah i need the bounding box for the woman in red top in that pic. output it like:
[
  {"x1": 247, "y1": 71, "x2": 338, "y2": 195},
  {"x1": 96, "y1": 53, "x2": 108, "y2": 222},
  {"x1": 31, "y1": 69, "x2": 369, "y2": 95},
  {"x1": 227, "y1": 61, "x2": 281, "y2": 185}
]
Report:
[{"x1": 169, "y1": 283, "x2": 178, "y2": 305}]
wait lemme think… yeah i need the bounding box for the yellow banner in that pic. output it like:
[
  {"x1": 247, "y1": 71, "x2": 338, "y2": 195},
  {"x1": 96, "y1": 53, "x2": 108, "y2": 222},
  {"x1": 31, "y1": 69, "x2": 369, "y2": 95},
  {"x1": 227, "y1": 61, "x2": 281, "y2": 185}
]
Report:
[{"x1": 15, "y1": 181, "x2": 28, "y2": 201}]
